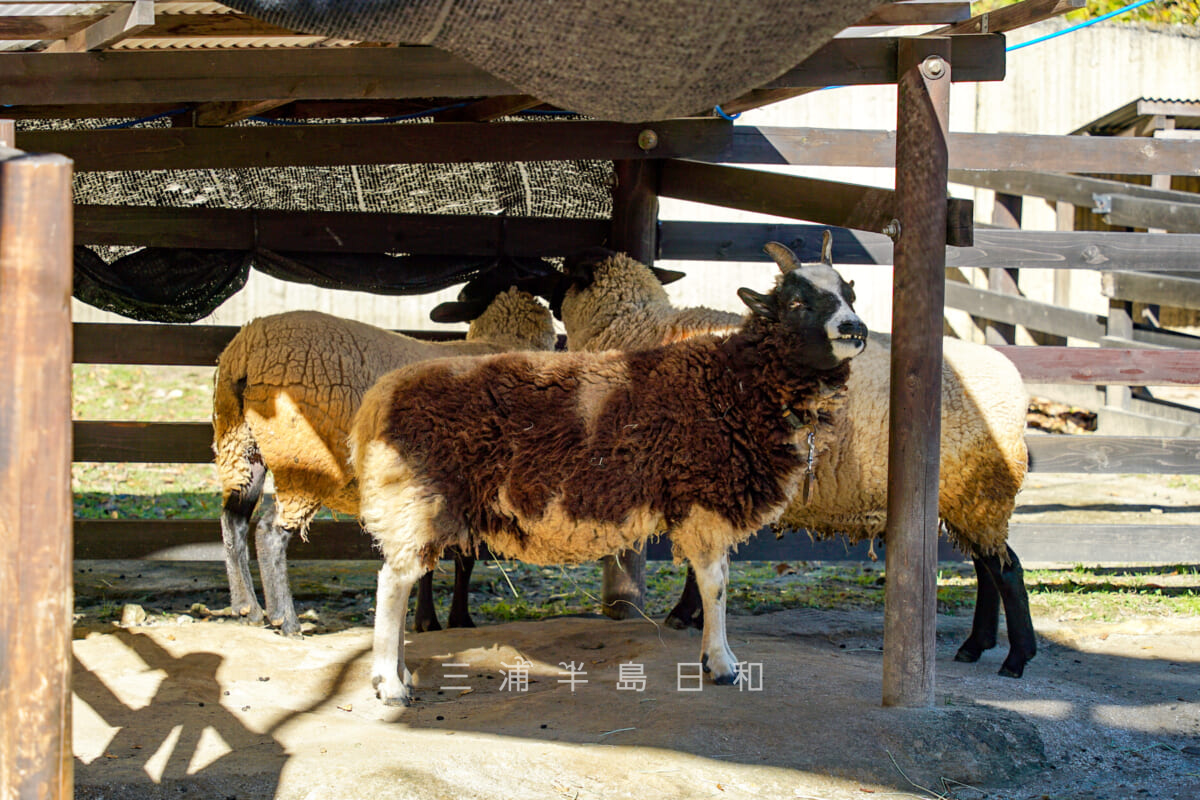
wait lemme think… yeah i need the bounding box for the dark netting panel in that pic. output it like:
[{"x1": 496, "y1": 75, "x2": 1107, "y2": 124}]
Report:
[
  {"x1": 20, "y1": 117, "x2": 613, "y2": 321},
  {"x1": 221, "y1": 0, "x2": 882, "y2": 122}
]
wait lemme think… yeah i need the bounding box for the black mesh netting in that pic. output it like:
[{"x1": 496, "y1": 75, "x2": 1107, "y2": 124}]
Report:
[
  {"x1": 220, "y1": 0, "x2": 882, "y2": 122},
  {"x1": 24, "y1": 116, "x2": 614, "y2": 322}
]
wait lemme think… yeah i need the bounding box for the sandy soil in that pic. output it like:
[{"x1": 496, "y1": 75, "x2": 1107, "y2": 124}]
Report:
[{"x1": 71, "y1": 597, "x2": 1200, "y2": 800}]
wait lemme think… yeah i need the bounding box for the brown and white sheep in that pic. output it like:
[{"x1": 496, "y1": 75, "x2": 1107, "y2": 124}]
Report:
[
  {"x1": 554, "y1": 239, "x2": 1036, "y2": 678},
  {"x1": 213, "y1": 271, "x2": 557, "y2": 636},
  {"x1": 349, "y1": 241, "x2": 867, "y2": 705}
]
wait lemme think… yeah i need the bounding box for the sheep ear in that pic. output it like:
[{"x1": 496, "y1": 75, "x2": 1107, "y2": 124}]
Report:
[
  {"x1": 650, "y1": 266, "x2": 687, "y2": 285},
  {"x1": 430, "y1": 298, "x2": 488, "y2": 324},
  {"x1": 763, "y1": 241, "x2": 801, "y2": 274},
  {"x1": 821, "y1": 230, "x2": 833, "y2": 266},
  {"x1": 737, "y1": 287, "x2": 777, "y2": 321}
]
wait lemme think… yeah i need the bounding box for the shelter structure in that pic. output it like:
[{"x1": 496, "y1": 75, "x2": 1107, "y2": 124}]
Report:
[{"x1": 2, "y1": 3, "x2": 1198, "y2": 797}]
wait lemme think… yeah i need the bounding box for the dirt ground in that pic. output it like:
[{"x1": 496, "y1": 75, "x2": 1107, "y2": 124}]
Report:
[
  {"x1": 71, "y1": 570, "x2": 1200, "y2": 800},
  {"x1": 68, "y1": 463, "x2": 1200, "y2": 800}
]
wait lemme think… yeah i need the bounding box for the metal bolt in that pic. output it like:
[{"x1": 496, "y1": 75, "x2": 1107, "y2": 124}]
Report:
[
  {"x1": 921, "y1": 55, "x2": 946, "y2": 80},
  {"x1": 637, "y1": 129, "x2": 659, "y2": 151},
  {"x1": 882, "y1": 219, "x2": 902, "y2": 241}
]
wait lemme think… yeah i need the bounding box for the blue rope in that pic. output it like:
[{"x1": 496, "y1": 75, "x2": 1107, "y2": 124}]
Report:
[
  {"x1": 714, "y1": 105, "x2": 740, "y2": 121},
  {"x1": 1007, "y1": 0, "x2": 1157, "y2": 52},
  {"x1": 99, "y1": 108, "x2": 190, "y2": 130}
]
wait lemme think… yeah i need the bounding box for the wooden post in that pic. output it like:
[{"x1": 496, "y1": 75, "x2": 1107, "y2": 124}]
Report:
[
  {"x1": 882, "y1": 38, "x2": 950, "y2": 708},
  {"x1": 0, "y1": 140, "x2": 75, "y2": 798},
  {"x1": 600, "y1": 158, "x2": 659, "y2": 619}
]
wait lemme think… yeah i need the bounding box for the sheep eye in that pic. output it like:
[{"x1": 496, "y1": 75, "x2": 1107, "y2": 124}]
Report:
[{"x1": 787, "y1": 299, "x2": 804, "y2": 310}]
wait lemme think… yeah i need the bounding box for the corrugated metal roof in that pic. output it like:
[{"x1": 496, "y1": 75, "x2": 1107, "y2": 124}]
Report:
[{"x1": 1072, "y1": 98, "x2": 1200, "y2": 136}]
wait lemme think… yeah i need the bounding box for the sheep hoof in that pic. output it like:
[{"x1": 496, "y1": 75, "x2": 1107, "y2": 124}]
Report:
[
  {"x1": 953, "y1": 646, "x2": 983, "y2": 664},
  {"x1": 233, "y1": 604, "x2": 265, "y2": 624},
  {"x1": 701, "y1": 652, "x2": 739, "y2": 685},
  {"x1": 999, "y1": 652, "x2": 1032, "y2": 679},
  {"x1": 372, "y1": 674, "x2": 413, "y2": 706}
]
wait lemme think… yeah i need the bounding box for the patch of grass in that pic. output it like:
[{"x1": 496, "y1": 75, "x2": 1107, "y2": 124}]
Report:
[
  {"x1": 1022, "y1": 567, "x2": 1200, "y2": 622},
  {"x1": 74, "y1": 364, "x2": 214, "y2": 422}
]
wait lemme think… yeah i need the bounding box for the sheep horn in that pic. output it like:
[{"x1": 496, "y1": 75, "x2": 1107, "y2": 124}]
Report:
[
  {"x1": 763, "y1": 241, "x2": 802, "y2": 274},
  {"x1": 820, "y1": 230, "x2": 833, "y2": 266}
]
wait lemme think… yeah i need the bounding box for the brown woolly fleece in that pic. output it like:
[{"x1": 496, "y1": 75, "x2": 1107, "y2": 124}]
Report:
[
  {"x1": 558, "y1": 252, "x2": 1028, "y2": 558},
  {"x1": 212, "y1": 288, "x2": 556, "y2": 534},
  {"x1": 353, "y1": 321, "x2": 851, "y2": 570}
]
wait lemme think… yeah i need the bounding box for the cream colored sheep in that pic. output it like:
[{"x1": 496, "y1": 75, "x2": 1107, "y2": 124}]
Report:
[
  {"x1": 213, "y1": 284, "x2": 556, "y2": 636},
  {"x1": 350, "y1": 241, "x2": 867, "y2": 705},
  {"x1": 554, "y1": 242, "x2": 1036, "y2": 678}
]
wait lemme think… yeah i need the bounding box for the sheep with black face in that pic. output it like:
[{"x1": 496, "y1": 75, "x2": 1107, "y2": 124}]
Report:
[{"x1": 350, "y1": 242, "x2": 867, "y2": 706}]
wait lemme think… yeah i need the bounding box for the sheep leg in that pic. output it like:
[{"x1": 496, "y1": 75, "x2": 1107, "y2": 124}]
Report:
[
  {"x1": 954, "y1": 555, "x2": 1001, "y2": 664},
  {"x1": 447, "y1": 549, "x2": 477, "y2": 629},
  {"x1": 664, "y1": 565, "x2": 704, "y2": 630},
  {"x1": 254, "y1": 514, "x2": 302, "y2": 637},
  {"x1": 688, "y1": 551, "x2": 739, "y2": 685},
  {"x1": 601, "y1": 549, "x2": 646, "y2": 619},
  {"x1": 413, "y1": 570, "x2": 442, "y2": 633},
  {"x1": 219, "y1": 459, "x2": 266, "y2": 622},
  {"x1": 994, "y1": 545, "x2": 1037, "y2": 678},
  {"x1": 372, "y1": 559, "x2": 418, "y2": 707}
]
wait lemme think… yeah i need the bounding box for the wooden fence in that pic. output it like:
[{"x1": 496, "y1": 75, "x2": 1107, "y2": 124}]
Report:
[{"x1": 74, "y1": 218, "x2": 1200, "y2": 567}]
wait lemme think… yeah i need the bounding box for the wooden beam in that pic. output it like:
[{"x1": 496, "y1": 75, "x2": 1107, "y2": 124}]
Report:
[
  {"x1": 72, "y1": 323, "x2": 464, "y2": 367},
  {"x1": 22, "y1": 119, "x2": 732, "y2": 172},
  {"x1": 933, "y1": 0, "x2": 1084, "y2": 34},
  {"x1": 658, "y1": 221, "x2": 1200, "y2": 272},
  {"x1": 74, "y1": 421, "x2": 212, "y2": 463},
  {"x1": 1027, "y1": 436, "x2": 1200, "y2": 474},
  {"x1": 659, "y1": 159, "x2": 973, "y2": 246},
  {"x1": 1097, "y1": 192, "x2": 1200, "y2": 233},
  {"x1": 856, "y1": 2, "x2": 971, "y2": 26},
  {"x1": 43, "y1": 0, "x2": 154, "y2": 53},
  {"x1": 1102, "y1": 271, "x2": 1200, "y2": 311},
  {"x1": 719, "y1": 127, "x2": 1200, "y2": 175},
  {"x1": 0, "y1": 150, "x2": 74, "y2": 800},
  {"x1": 0, "y1": 15, "x2": 99, "y2": 40},
  {"x1": 766, "y1": 33, "x2": 1004, "y2": 87},
  {"x1": 0, "y1": 47, "x2": 519, "y2": 105},
  {"x1": 996, "y1": 346, "x2": 1200, "y2": 385},
  {"x1": 882, "y1": 36, "x2": 951, "y2": 709},
  {"x1": 74, "y1": 206, "x2": 610, "y2": 253},
  {"x1": 945, "y1": 281, "x2": 1104, "y2": 341},
  {"x1": 71, "y1": 518, "x2": 968, "y2": 562},
  {"x1": 949, "y1": 170, "x2": 1200, "y2": 204},
  {"x1": 1007, "y1": 524, "x2": 1200, "y2": 567}
]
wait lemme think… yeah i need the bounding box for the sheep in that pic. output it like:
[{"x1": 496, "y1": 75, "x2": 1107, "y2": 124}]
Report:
[
  {"x1": 349, "y1": 240, "x2": 868, "y2": 705},
  {"x1": 555, "y1": 239, "x2": 1036, "y2": 679},
  {"x1": 212, "y1": 266, "x2": 558, "y2": 637}
]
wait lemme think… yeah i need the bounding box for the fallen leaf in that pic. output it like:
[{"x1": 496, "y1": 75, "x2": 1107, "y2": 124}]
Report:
[{"x1": 337, "y1": 703, "x2": 353, "y2": 712}]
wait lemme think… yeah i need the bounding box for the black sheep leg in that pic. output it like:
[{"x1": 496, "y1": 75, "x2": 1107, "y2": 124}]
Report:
[
  {"x1": 954, "y1": 555, "x2": 1002, "y2": 664},
  {"x1": 413, "y1": 569, "x2": 441, "y2": 633},
  {"x1": 447, "y1": 550, "x2": 477, "y2": 628},
  {"x1": 219, "y1": 459, "x2": 266, "y2": 623},
  {"x1": 994, "y1": 545, "x2": 1037, "y2": 678},
  {"x1": 665, "y1": 565, "x2": 705, "y2": 630},
  {"x1": 255, "y1": 512, "x2": 301, "y2": 636}
]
